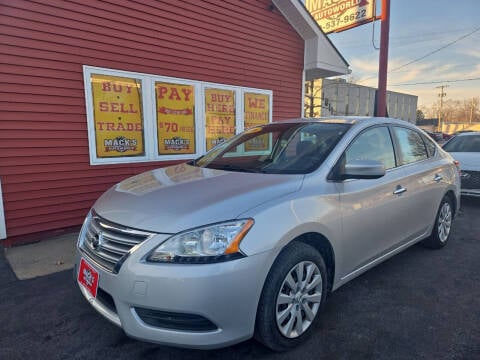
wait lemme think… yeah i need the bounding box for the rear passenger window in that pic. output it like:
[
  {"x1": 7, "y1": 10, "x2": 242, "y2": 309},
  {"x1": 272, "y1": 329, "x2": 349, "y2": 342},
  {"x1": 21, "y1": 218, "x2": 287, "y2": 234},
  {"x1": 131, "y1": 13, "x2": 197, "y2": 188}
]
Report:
[
  {"x1": 393, "y1": 127, "x2": 428, "y2": 165},
  {"x1": 423, "y1": 135, "x2": 437, "y2": 157}
]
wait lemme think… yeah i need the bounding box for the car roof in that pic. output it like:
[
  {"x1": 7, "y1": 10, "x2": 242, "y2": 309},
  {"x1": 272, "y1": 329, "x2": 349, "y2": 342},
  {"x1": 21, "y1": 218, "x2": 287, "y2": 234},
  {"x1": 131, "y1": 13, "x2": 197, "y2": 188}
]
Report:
[{"x1": 277, "y1": 116, "x2": 414, "y2": 127}]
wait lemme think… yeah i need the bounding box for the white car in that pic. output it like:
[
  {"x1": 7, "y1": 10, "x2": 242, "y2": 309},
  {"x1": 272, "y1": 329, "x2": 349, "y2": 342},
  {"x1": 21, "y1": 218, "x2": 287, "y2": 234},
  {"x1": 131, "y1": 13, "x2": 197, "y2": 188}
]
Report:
[
  {"x1": 75, "y1": 117, "x2": 460, "y2": 351},
  {"x1": 442, "y1": 132, "x2": 480, "y2": 196}
]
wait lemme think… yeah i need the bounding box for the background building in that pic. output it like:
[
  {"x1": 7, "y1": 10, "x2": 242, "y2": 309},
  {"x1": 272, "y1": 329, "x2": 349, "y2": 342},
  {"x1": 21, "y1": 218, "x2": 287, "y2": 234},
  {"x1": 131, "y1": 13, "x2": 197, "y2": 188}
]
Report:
[
  {"x1": 305, "y1": 78, "x2": 418, "y2": 122},
  {"x1": 0, "y1": 0, "x2": 349, "y2": 246}
]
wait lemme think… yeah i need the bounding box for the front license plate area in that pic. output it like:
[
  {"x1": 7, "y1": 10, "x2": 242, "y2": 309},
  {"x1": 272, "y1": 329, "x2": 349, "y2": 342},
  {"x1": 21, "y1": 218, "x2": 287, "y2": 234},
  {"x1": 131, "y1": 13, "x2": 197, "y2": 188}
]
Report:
[{"x1": 78, "y1": 258, "x2": 99, "y2": 298}]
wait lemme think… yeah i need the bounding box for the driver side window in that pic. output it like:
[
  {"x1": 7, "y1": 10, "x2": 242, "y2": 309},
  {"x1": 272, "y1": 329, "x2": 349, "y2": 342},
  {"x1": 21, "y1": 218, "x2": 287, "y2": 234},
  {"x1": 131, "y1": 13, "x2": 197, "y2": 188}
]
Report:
[{"x1": 345, "y1": 126, "x2": 396, "y2": 170}]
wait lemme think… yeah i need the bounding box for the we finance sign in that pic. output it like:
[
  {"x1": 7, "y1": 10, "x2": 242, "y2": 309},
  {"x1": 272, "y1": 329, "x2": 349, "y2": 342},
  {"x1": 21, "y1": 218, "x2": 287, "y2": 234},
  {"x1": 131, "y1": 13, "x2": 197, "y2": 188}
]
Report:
[{"x1": 305, "y1": 0, "x2": 375, "y2": 34}]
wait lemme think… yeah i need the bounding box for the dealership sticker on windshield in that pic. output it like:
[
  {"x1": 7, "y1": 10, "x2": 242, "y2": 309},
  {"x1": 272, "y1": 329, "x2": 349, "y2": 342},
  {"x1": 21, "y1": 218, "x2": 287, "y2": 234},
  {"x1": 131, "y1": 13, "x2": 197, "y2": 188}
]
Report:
[{"x1": 78, "y1": 258, "x2": 99, "y2": 298}]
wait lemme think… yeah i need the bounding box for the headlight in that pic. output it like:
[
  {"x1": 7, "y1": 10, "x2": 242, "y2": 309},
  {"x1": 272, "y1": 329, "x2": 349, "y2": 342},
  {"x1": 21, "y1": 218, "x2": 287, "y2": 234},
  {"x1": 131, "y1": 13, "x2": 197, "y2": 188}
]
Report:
[
  {"x1": 146, "y1": 219, "x2": 254, "y2": 264},
  {"x1": 77, "y1": 210, "x2": 92, "y2": 247}
]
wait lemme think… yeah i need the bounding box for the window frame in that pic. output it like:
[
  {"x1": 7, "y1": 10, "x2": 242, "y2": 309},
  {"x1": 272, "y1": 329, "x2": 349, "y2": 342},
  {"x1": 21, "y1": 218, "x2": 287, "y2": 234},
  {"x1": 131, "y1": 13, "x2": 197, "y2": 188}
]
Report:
[
  {"x1": 83, "y1": 66, "x2": 272, "y2": 165},
  {"x1": 391, "y1": 126, "x2": 430, "y2": 166},
  {"x1": 152, "y1": 78, "x2": 199, "y2": 158},
  {"x1": 421, "y1": 133, "x2": 438, "y2": 158},
  {"x1": 83, "y1": 67, "x2": 151, "y2": 165},
  {"x1": 344, "y1": 125, "x2": 398, "y2": 169}
]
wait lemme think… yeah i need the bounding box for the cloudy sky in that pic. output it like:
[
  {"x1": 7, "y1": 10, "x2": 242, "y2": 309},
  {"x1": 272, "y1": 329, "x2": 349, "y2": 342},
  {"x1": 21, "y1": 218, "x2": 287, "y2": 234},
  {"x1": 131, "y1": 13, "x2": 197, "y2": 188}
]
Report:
[{"x1": 327, "y1": 0, "x2": 480, "y2": 107}]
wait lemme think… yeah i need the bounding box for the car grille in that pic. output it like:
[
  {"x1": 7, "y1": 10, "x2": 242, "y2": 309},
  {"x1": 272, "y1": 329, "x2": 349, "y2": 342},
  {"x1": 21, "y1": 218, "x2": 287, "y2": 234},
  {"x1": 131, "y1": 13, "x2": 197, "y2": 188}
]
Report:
[
  {"x1": 461, "y1": 170, "x2": 480, "y2": 190},
  {"x1": 79, "y1": 211, "x2": 155, "y2": 273}
]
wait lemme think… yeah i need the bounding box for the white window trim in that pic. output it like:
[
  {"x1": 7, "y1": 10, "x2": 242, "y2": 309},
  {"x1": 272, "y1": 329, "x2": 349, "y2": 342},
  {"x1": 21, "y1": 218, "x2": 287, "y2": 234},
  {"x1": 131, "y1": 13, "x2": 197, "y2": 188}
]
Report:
[
  {"x1": 0, "y1": 178, "x2": 6, "y2": 239},
  {"x1": 148, "y1": 76, "x2": 201, "y2": 162},
  {"x1": 83, "y1": 66, "x2": 273, "y2": 165}
]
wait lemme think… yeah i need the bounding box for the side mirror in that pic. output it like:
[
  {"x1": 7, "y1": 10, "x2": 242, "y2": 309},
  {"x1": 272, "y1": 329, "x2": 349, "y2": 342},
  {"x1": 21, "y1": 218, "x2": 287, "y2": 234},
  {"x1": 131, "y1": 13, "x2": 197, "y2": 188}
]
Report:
[{"x1": 341, "y1": 160, "x2": 386, "y2": 180}]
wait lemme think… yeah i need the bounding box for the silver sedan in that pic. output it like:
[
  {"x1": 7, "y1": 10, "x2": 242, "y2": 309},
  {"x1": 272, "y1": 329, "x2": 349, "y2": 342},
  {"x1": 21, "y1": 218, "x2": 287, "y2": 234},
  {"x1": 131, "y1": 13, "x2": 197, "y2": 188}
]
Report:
[{"x1": 75, "y1": 117, "x2": 460, "y2": 351}]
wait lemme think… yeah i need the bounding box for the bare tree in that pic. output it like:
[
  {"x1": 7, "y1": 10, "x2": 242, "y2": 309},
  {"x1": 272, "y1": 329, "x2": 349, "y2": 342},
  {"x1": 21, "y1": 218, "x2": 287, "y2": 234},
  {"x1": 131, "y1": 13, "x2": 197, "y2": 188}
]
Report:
[
  {"x1": 421, "y1": 96, "x2": 480, "y2": 123},
  {"x1": 416, "y1": 109, "x2": 425, "y2": 121},
  {"x1": 304, "y1": 80, "x2": 323, "y2": 118},
  {"x1": 346, "y1": 75, "x2": 359, "y2": 84},
  {"x1": 468, "y1": 97, "x2": 479, "y2": 123}
]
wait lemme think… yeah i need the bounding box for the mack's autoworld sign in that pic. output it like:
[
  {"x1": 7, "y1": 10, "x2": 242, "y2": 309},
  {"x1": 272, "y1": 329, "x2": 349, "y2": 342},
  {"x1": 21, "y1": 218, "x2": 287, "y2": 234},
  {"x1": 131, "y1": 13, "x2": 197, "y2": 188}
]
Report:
[{"x1": 305, "y1": 0, "x2": 375, "y2": 34}]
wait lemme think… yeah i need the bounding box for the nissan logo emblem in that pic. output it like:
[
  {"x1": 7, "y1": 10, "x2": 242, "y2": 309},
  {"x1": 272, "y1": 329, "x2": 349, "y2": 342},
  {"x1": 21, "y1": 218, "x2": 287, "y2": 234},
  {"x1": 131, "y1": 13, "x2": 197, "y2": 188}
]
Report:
[{"x1": 91, "y1": 231, "x2": 104, "y2": 250}]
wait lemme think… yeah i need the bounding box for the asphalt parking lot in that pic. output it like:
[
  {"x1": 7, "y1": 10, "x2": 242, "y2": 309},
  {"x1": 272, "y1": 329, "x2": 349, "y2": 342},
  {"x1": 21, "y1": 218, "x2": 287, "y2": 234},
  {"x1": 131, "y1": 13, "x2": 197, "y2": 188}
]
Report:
[{"x1": 0, "y1": 197, "x2": 479, "y2": 360}]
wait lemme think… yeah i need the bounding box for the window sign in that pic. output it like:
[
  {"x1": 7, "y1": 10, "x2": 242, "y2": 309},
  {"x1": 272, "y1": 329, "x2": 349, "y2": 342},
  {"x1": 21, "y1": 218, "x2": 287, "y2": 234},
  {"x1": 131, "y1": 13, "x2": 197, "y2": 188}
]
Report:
[
  {"x1": 84, "y1": 66, "x2": 272, "y2": 165},
  {"x1": 156, "y1": 82, "x2": 196, "y2": 155},
  {"x1": 205, "y1": 88, "x2": 236, "y2": 151},
  {"x1": 244, "y1": 92, "x2": 271, "y2": 152},
  {"x1": 244, "y1": 92, "x2": 270, "y2": 129},
  {"x1": 90, "y1": 74, "x2": 145, "y2": 158}
]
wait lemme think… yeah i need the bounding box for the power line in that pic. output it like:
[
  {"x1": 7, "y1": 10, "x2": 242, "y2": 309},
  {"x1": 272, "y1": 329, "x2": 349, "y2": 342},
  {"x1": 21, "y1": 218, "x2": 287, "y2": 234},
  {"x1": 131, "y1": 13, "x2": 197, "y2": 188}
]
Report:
[
  {"x1": 390, "y1": 77, "x2": 480, "y2": 86},
  {"x1": 338, "y1": 33, "x2": 478, "y2": 51},
  {"x1": 382, "y1": 62, "x2": 480, "y2": 74},
  {"x1": 333, "y1": 26, "x2": 479, "y2": 46},
  {"x1": 388, "y1": 26, "x2": 480, "y2": 73},
  {"x1": 356, "y1": 26, "x2": 480, "y2": 84}
]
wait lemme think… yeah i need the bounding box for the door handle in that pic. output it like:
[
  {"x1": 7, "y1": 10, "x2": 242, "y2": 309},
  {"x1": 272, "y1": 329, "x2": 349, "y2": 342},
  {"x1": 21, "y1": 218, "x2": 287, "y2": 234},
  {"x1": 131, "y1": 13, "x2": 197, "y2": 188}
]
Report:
[
  {"x1": 393, "y1": 186, "x2": 407, "y2": 195},
  {"x1": 434, "y1": 174, "x2": 443, "y2": 182}
]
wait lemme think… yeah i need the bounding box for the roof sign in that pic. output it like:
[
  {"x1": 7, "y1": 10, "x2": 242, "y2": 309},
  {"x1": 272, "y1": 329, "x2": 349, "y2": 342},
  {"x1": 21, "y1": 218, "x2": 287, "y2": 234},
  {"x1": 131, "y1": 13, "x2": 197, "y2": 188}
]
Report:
[{"x1": 305, "y1": 0, "x2": 375, "y2": 34}]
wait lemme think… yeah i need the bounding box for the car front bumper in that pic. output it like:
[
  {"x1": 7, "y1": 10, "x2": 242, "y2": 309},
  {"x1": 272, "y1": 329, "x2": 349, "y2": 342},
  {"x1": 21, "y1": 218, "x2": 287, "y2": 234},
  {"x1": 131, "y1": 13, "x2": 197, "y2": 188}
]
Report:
[
  {"x1": 460, "y1": 169, "x2": 480, "y2": 197},
  {"x1": 461, "y1": 188, "x2": 480, "y2": 197},
  {"x1": 74, "y1": 243, "x2": 274, "y2": 349}
]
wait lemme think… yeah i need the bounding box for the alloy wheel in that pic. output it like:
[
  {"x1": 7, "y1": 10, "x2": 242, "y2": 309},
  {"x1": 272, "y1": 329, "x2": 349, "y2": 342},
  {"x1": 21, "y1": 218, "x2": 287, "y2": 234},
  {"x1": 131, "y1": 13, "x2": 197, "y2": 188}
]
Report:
[
  {"x1": 275, "y1": 261, "x2": 323, "y2": 338},
  {"x1": 438, "y1": 201, "x2": 452, "y2": 243}
]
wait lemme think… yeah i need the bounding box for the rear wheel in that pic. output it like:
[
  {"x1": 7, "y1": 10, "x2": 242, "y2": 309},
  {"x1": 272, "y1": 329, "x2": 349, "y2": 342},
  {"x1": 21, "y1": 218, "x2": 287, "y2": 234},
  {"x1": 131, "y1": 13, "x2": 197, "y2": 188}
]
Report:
[
  {"x1": 421, "y1": 195, "x2": 454, "y2": 249},
  {"x1": 255, "y1": 242, "x2": 327, "y2": 351}
]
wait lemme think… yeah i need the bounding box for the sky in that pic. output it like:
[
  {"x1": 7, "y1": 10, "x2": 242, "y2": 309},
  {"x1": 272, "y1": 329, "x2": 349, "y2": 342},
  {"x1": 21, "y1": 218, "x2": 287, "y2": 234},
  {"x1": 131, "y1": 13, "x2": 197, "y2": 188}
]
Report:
[{"x1": 326, "y1": 0, "x2": 480, "y2": 107}]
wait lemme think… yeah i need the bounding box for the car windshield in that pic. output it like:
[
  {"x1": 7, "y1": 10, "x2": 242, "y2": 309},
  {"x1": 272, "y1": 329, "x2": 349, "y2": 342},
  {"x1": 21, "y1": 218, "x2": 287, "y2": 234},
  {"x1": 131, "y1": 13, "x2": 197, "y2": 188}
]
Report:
[
  {"x1": 192, "y1": 122, "x2": 350, "y2": 174},
  {"x1": 443, "y1": 134, "x2": 480, "y2": 152}
]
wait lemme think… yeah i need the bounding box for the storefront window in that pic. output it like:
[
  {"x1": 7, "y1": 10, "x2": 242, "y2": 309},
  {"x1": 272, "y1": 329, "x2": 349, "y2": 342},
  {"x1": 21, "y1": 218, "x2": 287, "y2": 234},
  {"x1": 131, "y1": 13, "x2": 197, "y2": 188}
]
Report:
[
  {"x1": 83, "y1": 66, "x2": 272, "y2": 165},
  {"x1": 244, "y1": 92, "x2": 270, "y2": 152},
  {"x1": 204, "y1": 88, "x2": 236, "y2": 151},
  {"x1": 156, "y1": 82, "x2": 196, "y2": 155},
  {"x1": 90, "y1": 74, "x2": 145, "y2": 158}
]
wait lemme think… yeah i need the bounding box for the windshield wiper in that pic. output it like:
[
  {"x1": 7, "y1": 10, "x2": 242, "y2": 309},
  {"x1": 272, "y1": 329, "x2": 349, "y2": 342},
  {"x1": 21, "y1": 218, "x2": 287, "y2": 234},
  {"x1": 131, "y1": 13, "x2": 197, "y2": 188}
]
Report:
[{"x1": 211, "y1": 164, "x2": 266, "y2": 173}]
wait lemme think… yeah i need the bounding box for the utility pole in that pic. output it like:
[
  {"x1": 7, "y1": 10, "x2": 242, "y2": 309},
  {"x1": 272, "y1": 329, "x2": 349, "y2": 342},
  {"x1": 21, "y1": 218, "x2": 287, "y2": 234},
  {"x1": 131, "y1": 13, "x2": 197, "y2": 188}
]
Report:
[
  {"x1": 376, "y1": 0, "x2": 390, "y2": 117},
  {"x1": 436, "y1": 85, "x2": 448, "y2": 132},
  {"x1": 470, "y1": 98, "x2": 478, "y2": 124}
]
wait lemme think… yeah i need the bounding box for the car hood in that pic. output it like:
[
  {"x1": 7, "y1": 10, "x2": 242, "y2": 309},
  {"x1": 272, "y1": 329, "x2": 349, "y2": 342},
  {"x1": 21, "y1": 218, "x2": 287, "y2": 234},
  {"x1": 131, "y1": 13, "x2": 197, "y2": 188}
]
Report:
[
  {"x1": 449, "y1": 152, "x2": 480, "y2": 171},
  {"x1": 93, "y1": 164, "x2": 303, "y2": 233}
]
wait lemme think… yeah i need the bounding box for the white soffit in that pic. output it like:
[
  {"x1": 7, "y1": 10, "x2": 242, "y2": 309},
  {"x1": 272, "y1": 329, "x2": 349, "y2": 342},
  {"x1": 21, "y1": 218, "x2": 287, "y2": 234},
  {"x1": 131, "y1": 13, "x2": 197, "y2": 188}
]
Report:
[{"x1": 272, "y1": 0, "x2": 351, "y2": 80}]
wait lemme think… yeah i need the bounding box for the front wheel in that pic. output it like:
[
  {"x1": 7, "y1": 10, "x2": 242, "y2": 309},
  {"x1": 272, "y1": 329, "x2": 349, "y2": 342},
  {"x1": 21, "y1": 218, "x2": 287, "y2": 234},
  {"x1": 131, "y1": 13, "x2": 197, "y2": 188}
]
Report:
[
  {"x1": 421, "y1": 195, "x2": 454, "y2": 249},
  {"x1": 255, "y1": 242, "x2": 327, "y2": 351}
]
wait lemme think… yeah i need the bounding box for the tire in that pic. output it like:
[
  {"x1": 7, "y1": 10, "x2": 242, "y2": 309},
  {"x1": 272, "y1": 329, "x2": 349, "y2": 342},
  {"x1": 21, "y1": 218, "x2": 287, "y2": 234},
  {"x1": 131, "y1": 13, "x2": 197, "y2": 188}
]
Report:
[
  {"x1": 255, "y1": 242, "x2": 328, "y2": 352},
  {"x1": 421, "y1": 195, "x2": 454, "y2": 249}
]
